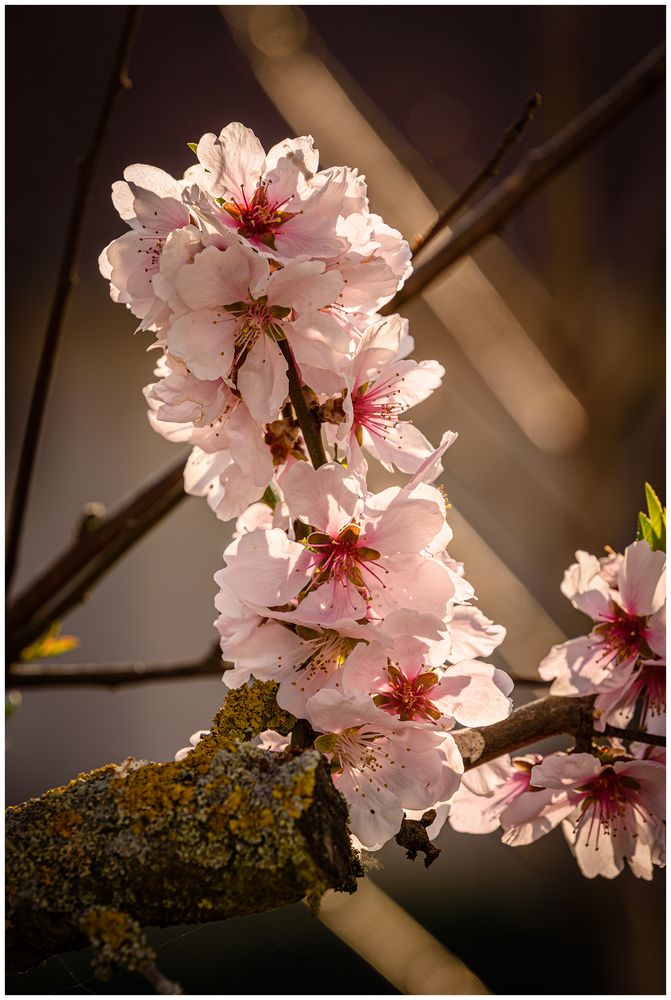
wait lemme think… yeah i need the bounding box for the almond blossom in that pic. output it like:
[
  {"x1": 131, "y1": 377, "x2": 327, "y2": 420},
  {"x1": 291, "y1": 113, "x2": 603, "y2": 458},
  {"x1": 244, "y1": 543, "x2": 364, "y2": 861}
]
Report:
[
  {"x1": 448, "y1": 753, "x2": 554, "y2": 838},
  {"x1": 515, "y1": 753, "x2": 666, "y2": 879},
  {"x1": 307, "y1": 689, "x2": 463, "y2": 850},
  {"x1": 325, "y1": 315, "x2": 445, "y2": 475},
  {"x1": 191, "y1": 123, "x2": 358, "y2": 260},
  {"x1": 166, "y1": 240, "x2": 347, "y2": 423},
  {"x1": 341, "y1": 634, "x2": 513, "y2": 729},
  {"x1": 100, "y1": 164, "x2": 194, "y2": 329},
  {"x1": 220, "y1": 460, "x2": 456, "y2": 628},
  {"x1": 539, "y1": 540, "x2": 666, "y2": 731}
]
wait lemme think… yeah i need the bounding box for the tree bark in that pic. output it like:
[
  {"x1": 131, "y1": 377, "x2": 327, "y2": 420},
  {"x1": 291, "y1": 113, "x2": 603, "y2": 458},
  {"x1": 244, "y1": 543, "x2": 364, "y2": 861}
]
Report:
[{"x1": 6, "y1": 682, "x2": 358, "y2": 975}]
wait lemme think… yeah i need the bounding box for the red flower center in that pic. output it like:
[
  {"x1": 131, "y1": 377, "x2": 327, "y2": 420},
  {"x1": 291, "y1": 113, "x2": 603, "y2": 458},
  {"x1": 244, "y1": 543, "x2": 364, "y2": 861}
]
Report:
[{"x1": 374, "y1": 664, "x2": 441, "y2": 722}]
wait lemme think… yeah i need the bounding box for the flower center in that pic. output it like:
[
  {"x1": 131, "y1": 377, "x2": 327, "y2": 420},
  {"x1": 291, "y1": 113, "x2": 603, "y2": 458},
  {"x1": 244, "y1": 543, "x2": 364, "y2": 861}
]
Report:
[
  {"x1": 295, "y1": 627, "x2": 358, "y2": 684},
  {"x1": 306, "y1": 522, "x2": 382, "y2": 596},
  {"x1": 223, "y1": 182, "x2": 297, "y2": 249},
  {"x1": 352, "y1": 377, "x2": 405, "y2": 443},
  {"x1": 374, "y1": 664, "x2": 441, "y2": 722},
  {"x1": 224, "y1": 295, "x2": 291, "y2": 366},
  {"x1": 574, "y1": 765, "x2": 648, "y2": 845},
  {"x1": 593, "y1": 608, "x2": 650, "y2": 665}
]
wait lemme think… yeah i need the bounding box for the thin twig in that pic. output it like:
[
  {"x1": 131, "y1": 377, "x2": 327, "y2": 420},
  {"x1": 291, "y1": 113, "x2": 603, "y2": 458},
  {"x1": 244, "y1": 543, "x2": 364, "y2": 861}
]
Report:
[
  {"x1": 278, "y1": 339, "x2": 328, "y2": 468},
  {"x1": 6, "y1": 8, "x2": 142, "y2": 594},
  {"x1": 602, "y1": 723, "x2": 666, "y2": 748},
  {"x1": 388, "y1": 42, "x2": 664, "y2": 313},
  {"x1": 8, "y1": 643, "x2": 224, "y2": 689},
  {"x1": 411, "y1": 93, "x2": 541, "y2": 255},
  {"x1": 6, "y1": 455, "x2": 188, "y2": 664}
]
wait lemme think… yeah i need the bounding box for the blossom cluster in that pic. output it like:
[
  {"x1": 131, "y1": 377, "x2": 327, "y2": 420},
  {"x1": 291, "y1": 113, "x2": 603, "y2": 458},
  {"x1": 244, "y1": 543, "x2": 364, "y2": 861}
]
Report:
[
  {"x1": 102, "y1": 123, "x2": 664, "y2": 875},
  {"x1": 448, "y1": 538, "x2": 666, "y2": 879}
]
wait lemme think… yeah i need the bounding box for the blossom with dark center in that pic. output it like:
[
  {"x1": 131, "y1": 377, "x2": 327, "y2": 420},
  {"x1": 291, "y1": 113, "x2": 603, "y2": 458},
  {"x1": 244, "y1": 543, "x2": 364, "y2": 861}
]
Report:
[
  {"x1": 328, "y1": 315, "x2": 445, "y2": 476},
  {"x1": 503, "y1": 753, "x2": 667, "y2": 879},
  {"x1": 540, "y1": 541, "x2": 665, "y2": 720},
  {"x1": 166, "y1": 240, "x2": 347, "y2": 423},
  {"x1": 307, "y1": 689, "x2": 461, "y2": 850},
  {"x1": 220, "y1": 460, "x2": 457, "y2": 628}
]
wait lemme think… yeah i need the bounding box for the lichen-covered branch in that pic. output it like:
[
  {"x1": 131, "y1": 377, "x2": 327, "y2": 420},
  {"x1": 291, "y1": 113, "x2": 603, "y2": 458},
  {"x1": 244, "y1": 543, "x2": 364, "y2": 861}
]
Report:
[
  {"x1": 6, "y1": 682, "x2": 356, "y2": 976},
  {"x1": 8, "y1": 685, "x2": 663, "y2": 977}
]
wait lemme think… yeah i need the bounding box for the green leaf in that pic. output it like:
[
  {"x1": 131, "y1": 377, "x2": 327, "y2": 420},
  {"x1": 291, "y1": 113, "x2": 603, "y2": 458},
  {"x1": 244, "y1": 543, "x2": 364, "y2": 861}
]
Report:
[
  {"x1": 20, "y1": 622, "x2": 80, "y2": 662},
  {"x1": 636, "y1": 483, "x2": 666, "y2": 552},
  {"x1": 187, "y1": 141, "x2": 198, "y2": 155}
]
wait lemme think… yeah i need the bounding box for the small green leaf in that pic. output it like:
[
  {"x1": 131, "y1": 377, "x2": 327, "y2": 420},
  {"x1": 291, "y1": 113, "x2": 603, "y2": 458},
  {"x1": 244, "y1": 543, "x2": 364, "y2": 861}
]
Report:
[
  {"x1": 20, "y1": 622, "x2": 80, "y2": 662},
  {"x1": 187, "y1": 141, "x2": 198, "y2": 155},
  {"x1": 636, "y1": 483, "x2": 666, "y2": 552}
]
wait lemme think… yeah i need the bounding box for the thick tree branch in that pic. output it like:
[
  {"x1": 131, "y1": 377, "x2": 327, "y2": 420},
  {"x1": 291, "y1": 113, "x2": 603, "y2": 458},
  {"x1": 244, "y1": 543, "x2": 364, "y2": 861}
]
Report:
[
  {"x1": 455, "y1": 694, "x2": 593, "y2": 767},
  {"x1": 411, "y1": 93, "x2": 541, "y2": 255},
  {"x1": 6, "y1": 455, "x2": 188, "y2": 665},
  {"x1": 7, "y1": 685, "x2": 664, "y2": 976},
  {"x1": 6, "y1": 682, "x2": 358, "y2": 975},
  {"x1": 6, "y1": 7, "x2": 142, "y2": 593},
  {"x1": 388, "y1": 43, "x2": 664, "y2": 313},
  {"x1": 452, "y1": 693, "x2": 664, "y2": 765}
]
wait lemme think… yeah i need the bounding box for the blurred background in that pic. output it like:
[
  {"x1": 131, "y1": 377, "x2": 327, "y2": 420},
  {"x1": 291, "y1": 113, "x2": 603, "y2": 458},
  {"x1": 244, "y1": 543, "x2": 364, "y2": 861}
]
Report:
[{"x1": 6, "y1": 5, "x2": 665, "y2": 994}]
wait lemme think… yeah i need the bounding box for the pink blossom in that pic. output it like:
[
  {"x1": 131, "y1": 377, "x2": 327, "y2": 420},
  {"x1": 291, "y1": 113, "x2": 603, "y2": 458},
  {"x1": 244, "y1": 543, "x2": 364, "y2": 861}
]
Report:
[
  {"x1": 328, "y1": 315, "x2": 445, "y2": 475},
  {"x1": 221, "y1": 461, "x2": 456, "y2": 628},
  {"x1": 540, "y1": 541, "x2": 666, "y2": 732},
  {"x1": 191, "y1": 124, "x2": 356, "y2": 260},
  {"x1": 342, "y1": 636, "x2": 512, "y2": 729},
  {"x1": 518, "y1": 753, "x2": 666, "y2": 879},
  {"x1": 448, "y1": 754, "x2": 554, "y2": 837},
  {"x1": 99, "y1": 165, "x2": 193, "y2": 328},
  {"x1": 167, "y1": 241, "x2": 347, "y2": 422},
  {"x1": 307, "y1": 689, "x2": 462, "y2": 849}
]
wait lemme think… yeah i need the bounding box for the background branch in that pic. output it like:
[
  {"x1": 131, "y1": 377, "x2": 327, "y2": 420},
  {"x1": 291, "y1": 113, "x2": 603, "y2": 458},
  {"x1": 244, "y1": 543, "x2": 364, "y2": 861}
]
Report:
[
  {"x1": 388, "y1": 42, "x2": 665, "y2": 312},
  {"x1": 411, "y1": 92, "x2": 541, "y2": 255},
  {"x1": 5, "y1": 6, "x2": 142, "y2": 593},
  {"x1": 8, "y1": 643, "x2": 224, "y2": 689},
  {"x1": 6, "y1": 455, "x2": 188, "y2": 664}
]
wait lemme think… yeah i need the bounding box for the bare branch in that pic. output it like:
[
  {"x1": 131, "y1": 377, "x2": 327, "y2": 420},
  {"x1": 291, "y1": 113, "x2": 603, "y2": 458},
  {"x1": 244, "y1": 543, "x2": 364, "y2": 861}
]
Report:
[
  {"x1": 6, "y1": 455, "x2": 188, "y2": 664},
  {"x1": 411, "y1": 93, "x2": 541, "y2": 255},
  {"x1": 453, "y1": 694, "x2": 595, "y2": 767},
  {"x1": 8, "y1": 643, "x2": 224, "y2": 689},
  {"x1": 6, "y1": 7, "x2": 142, "y2": 593},
  {"x1": 452, "y1": 694, "x2": 665, "y2": 768},
  {"x1": 389, "y1": 43, "x2": 664, "y2": 312}
]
